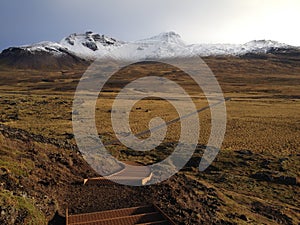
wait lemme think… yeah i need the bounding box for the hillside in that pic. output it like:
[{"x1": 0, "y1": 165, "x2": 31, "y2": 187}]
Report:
[{"x1": 0, "y1": 54, "x2": 299, "y2": 224}]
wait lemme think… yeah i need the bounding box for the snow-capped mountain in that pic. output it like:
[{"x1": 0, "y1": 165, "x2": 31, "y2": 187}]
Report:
[
  {"x1": 188, "y1": 40, "x2": 291, "y2": 57},
  {"x1": 0, "y1": 31, "x2": 298, "y2": 63},
  {"x1": 57, "y1": 31, "x2": 192, "y2": 59}
]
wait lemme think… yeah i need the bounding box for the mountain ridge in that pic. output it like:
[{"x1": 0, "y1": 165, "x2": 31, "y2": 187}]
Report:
[
  {"x1": 2, "y1": 31, "x2": 298, "y2": 58},
  {"x1": 1, "y1": 31, "x2": 300, "y2": 69}
]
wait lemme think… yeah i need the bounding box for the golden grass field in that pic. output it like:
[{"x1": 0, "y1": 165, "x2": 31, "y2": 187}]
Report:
[{"x1": 1, "y1": 58, "x2": 299, "y2": 155}]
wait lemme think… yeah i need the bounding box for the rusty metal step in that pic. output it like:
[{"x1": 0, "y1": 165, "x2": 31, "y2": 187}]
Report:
[
  {"x1": 136, "y1": 220, "x2": 171, "y2": 225},
  {"x1": 70, "y1": 212, "x2": 164, "y2": 225},
  {"x1": 67, "y1": 204, "x2": 175, "y2": 225},
  {"x1": 68, "y1": 205, "x2": 155, "y2": 224}
]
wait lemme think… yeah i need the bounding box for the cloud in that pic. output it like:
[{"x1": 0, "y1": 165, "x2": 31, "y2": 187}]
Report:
[{"x1": 1, "y1": 0, "x2": 299, "y2": 50}]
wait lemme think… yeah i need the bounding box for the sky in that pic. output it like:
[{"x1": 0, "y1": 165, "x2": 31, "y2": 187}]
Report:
[{"x1": 1, "y1": 0, "x2": 300, "y2": 50}]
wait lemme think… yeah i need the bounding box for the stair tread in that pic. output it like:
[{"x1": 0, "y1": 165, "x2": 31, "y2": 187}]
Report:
[{"x1": 68, "y1": 205, "x2": 155, "y2": 223}]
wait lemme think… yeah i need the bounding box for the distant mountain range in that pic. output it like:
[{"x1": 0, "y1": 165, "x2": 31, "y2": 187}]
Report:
[{"x1": 1, "y1": 31, "x2": 299, "y2": 69}]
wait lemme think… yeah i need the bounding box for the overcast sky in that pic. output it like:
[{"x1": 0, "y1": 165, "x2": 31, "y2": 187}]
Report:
[{"x1": 1, "y1": 0, "x2": 299, "y2": 50}]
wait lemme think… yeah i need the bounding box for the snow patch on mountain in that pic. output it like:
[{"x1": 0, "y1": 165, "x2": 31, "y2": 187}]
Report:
[
  {"x1": 59, "y1": 31, "x2": 124, "y2": 59},
  {"x1": 137, "y1": 31, "x2": 185, "y2": 45},
  {"x1": 110, "y1": 32, "x2": 192, "y2": 60},
  {"x1": 17, "y1": 41, "x2": 67, "y2": 56}
]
